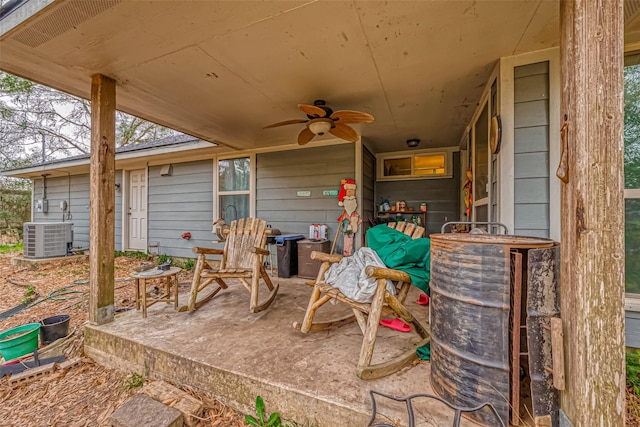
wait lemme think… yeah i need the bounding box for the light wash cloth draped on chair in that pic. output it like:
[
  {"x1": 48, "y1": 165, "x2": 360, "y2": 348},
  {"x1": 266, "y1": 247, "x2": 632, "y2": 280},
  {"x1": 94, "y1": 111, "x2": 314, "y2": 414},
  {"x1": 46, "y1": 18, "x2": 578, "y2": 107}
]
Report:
[{"x1": 324, "y1": 247, "x2": 395, "y2": 303}]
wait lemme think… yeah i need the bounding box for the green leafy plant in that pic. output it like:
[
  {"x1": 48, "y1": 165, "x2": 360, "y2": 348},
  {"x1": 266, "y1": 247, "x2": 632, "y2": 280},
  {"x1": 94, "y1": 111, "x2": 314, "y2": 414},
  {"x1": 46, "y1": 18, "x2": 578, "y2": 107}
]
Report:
[
  {"x1": 0, "y1": 242, "x2": 23, "y2": 254},
  {"x1": 627, "y1": 350, "x2": 640, "y2": 396},
  {"x1": 21, "y1": 285, "x2": 35, "y2": 304},
  {"x1": 246, "y1": 396, "x2": 282, "y2": 427},
  {"x1": 157, "y1": 254, "x2": 170, "y2": 264},
  {"x1": 122, "y1": 372, "x2": 145, "y2": 391},
  {"x1": 115, "y1": 250, "x2": 148, "y2": 260},
  {"x1": 179, "y1": 258, "x2": 195, "y2": 271}
]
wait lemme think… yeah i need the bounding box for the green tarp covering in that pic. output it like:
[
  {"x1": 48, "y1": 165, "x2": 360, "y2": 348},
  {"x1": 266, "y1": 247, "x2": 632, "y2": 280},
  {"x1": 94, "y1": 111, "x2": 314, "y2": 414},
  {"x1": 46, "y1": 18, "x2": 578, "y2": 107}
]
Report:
[{"x1": 365, "y1": 224, "x2": 431, "y2": 295}]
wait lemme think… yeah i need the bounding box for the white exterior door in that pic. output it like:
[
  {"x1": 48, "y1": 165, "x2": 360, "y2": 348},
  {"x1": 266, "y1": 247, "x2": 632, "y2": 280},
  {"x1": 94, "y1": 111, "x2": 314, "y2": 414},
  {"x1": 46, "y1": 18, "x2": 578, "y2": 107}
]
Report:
[{"x1": 128, "y1": 169, "x2": 147, "y2": 250}]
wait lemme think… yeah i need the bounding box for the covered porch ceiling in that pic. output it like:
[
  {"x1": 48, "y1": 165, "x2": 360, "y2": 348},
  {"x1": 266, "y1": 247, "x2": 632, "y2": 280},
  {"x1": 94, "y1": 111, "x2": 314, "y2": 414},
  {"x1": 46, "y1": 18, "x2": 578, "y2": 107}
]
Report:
[
  {"x1": 0, "y1": 0, "x2": 618, "y2": 154},
  {"x1": 0, "y1": 0, "x2": 568, "y2": 153}
]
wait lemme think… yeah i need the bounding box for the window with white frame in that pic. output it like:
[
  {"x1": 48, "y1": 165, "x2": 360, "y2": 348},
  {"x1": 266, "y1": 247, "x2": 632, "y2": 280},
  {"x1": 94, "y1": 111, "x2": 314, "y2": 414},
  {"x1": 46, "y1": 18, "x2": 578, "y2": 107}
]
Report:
[
  {"x1": 376, "y1": 149, "x2": 453, "y2": 181},
  {"x1": 218, "y1": 157, "x2": 251, "y2": 222}
]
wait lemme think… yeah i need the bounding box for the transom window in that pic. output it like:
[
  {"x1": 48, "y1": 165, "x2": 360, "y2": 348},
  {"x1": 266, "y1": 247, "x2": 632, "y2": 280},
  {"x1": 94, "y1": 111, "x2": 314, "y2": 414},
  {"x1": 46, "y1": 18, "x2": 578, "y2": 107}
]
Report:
[{"x1": 377, "y1": 149, "x2": 452, "y2": 181}]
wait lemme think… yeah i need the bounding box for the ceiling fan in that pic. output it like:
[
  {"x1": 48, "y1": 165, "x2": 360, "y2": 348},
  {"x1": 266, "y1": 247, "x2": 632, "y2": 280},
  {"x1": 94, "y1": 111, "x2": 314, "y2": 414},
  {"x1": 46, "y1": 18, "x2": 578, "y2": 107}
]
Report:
[{"x1": 264, "y1": 100, "x2": 374, "y2": 145}]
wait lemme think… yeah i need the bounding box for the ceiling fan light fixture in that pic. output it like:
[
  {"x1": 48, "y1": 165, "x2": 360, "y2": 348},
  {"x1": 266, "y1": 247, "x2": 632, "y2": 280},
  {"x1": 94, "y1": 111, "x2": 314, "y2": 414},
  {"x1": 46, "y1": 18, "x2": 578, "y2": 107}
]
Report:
[
  {"x1": 309, "y1": 120, "x2": 332, "y2": 135},
  {"x1": 406, "y1": 138, "x2": 420, "y2": 148}
]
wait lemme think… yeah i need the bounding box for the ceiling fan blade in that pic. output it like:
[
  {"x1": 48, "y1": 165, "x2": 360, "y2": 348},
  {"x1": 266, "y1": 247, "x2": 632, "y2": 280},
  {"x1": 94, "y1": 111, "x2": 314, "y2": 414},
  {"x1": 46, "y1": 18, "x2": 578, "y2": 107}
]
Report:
[
  {"x1": 330, "y1": 110, "x2": 375, "y2": 124},
  {"x1": 298, "y1": 128, "x2": 316, "y2": 145},
  {"x1": 330, "y1": 123, "x2": 359, "y2": 142},
  {"x1": 263, "y1": 119, "x2": 308, "y2": 129},
  {"x1": 298, "y1": 104, "x2": 329, "y2": 118}
]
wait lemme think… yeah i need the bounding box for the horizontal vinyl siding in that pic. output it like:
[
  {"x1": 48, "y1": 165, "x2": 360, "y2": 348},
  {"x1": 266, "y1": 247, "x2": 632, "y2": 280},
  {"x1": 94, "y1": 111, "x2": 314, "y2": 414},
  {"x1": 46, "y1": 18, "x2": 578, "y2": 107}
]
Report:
[
  {"x1": 514, "y1": 61, "x2": 550, "y2": 238},
  {"x1": 115, "y1": 171, "x2": 123, "y2": 251},
  {"x1": 256, "y1": 145, "x2": 355, "y2": 244},
  {"x1": 33, "y1": 175, "x2": 90, "y2": 250},
  {"x1": 375, "y1": 151, "x2": 460, "y2": 235},
  {"x1": 33, "y1": 173, "x2": 123, "y2": 251},
  {"x1": 147, "y1": 159, "x2": 214, "y2": 259},
  {"x1": 627, "y1": 311, "x2": 640, "y2": 348}
]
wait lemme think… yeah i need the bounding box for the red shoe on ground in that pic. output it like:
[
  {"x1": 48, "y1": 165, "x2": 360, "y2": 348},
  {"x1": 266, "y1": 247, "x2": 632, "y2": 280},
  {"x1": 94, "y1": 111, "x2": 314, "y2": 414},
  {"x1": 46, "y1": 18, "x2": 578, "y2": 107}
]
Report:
[{"x1": 418, "y1": 294, "x2": 430, "y2": 305}]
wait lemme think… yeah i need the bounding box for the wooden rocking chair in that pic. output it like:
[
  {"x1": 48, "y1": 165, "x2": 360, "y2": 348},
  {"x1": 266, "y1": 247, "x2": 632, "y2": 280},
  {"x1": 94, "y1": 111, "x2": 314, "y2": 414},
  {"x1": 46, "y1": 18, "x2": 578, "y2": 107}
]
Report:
[
  {"x1": 181, "y1": 218, "x2": 279, "y2": 313},
  {"x1": 294, "y1": 221, "x2": 430, "y2": 379}
]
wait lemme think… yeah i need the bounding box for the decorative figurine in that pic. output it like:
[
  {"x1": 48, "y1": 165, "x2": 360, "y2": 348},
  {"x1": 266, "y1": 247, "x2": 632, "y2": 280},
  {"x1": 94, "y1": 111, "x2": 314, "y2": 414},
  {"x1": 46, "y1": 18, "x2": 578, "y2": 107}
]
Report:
[{"x1": 336, "y1": 178, "x2": 362, "y2": 256}]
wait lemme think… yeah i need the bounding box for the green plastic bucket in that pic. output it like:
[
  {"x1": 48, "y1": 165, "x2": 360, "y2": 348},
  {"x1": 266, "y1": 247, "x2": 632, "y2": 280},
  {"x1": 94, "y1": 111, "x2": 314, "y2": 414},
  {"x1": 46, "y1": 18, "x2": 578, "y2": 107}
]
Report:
[{"x1": 0, "y1": 323, "x2": 40, "y2": 361}]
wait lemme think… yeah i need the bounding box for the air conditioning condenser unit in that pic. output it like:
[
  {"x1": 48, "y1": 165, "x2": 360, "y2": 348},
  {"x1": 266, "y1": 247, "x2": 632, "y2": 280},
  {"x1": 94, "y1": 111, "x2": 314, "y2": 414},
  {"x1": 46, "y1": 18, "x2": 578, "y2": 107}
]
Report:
[{"x1": 23, "y1": 222, "x2": 73, "y2": 259}]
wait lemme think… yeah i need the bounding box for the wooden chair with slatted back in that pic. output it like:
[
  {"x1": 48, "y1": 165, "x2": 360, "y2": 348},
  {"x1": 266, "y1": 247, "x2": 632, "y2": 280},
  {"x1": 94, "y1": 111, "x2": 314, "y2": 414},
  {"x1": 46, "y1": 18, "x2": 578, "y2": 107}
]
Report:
[
  {"x1": 181, "y1": 218, "x2": 279, "y2": 313},
  {"x1": 293, "y1": 222, "x2": 429, "y2": 379}
]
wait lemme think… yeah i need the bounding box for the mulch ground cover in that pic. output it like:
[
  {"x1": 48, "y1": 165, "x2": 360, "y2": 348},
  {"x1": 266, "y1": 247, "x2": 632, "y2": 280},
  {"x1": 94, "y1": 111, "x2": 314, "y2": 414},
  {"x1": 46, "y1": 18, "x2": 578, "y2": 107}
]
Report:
[
  {"x1": 2, "y1": 249, "x2": 640, "y2": 426},
  {"x1": 0, "y1": 251, "x2": 246, "y2": 426}
]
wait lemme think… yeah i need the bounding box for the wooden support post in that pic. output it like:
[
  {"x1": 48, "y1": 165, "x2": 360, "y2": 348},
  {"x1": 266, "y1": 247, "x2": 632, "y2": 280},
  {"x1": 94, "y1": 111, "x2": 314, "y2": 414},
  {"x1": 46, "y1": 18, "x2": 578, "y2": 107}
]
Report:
[
  {"x1": 89, "y1": 74, "x2": 116, "y2": 325},
  {"x1": 560, "y1": 1, "x2": 625, "y2": 425}
]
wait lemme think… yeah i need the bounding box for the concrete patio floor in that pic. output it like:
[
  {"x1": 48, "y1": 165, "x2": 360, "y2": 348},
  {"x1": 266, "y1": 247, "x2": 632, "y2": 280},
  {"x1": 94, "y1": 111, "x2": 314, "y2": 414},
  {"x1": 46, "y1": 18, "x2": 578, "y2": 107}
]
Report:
[{"x1": 84, "y1": 275, "x2": 484, "y2": 426}]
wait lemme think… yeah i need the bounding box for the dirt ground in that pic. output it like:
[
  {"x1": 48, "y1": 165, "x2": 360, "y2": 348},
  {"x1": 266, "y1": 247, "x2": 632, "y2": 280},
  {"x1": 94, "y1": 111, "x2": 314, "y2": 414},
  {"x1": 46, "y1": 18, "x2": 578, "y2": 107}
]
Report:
[{"x1": 0, "y1": 250, "x2": 247, "y2": 426}]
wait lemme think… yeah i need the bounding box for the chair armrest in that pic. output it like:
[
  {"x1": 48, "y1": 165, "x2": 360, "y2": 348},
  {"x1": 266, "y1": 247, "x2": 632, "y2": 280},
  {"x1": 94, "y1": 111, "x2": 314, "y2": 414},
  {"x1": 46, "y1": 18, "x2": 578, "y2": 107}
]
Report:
[
  {"x1": 250, "y1": 247, "x2": 270, "y2": 256},
  {"x1": 364, "y1": 265, "x2": 411, "y2": 283},
  {"x1": 311, "y1": 251, "x2": 343, "y2": 263},
  {"x1": 192, "y1": 247, "x2": 224, "y2": 255}
]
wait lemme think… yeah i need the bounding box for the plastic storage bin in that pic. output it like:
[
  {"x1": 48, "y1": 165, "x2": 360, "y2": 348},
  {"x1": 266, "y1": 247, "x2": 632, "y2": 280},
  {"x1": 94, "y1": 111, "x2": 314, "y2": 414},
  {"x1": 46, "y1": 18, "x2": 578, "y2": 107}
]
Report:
[
  {"x1": 275, "y1": 235, "x2": 305, "y2": 278},
  {"x1": 297, "y1": 239, "x2": 330, "y2": 279}
]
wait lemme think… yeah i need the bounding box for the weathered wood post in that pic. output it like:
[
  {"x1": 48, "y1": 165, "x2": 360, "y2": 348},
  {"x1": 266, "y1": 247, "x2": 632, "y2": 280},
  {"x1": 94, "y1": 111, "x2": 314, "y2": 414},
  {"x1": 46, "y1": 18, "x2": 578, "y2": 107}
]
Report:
[
  {"x1": 89, "y1": 74, "x2": 116, "y2": 325},
  {"x1": 560, "y1": 0, "x2": 625, "y2": 425}
]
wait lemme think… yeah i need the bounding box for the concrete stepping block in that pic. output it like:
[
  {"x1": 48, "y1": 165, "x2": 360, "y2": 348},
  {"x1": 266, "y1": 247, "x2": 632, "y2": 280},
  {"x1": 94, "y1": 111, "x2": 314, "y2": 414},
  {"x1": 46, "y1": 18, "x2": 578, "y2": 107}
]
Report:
[
  {"x1": 8, "y1": 362, "x2": 57, "y2": 387},
  {"x1": 108, "y1": 394, "x2": 183, "y2": 427},
  {"x1": 140, "y1": 380, "x2": 203, "y2": 427}
]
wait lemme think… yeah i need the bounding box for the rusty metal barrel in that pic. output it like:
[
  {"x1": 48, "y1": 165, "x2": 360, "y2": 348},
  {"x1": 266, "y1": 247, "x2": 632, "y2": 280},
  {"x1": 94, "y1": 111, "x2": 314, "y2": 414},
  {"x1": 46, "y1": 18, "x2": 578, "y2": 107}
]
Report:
[{"x1": 429, "y1": 233, "x2": 554, "y2": 426}]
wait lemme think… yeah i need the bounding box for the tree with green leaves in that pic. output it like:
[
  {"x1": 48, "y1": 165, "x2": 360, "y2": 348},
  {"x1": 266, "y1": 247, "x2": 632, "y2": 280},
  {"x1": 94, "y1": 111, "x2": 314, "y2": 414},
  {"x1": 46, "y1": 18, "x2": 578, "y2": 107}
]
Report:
[{"x1": 625, "y1": 65, "x2": 640, "y2": 293}]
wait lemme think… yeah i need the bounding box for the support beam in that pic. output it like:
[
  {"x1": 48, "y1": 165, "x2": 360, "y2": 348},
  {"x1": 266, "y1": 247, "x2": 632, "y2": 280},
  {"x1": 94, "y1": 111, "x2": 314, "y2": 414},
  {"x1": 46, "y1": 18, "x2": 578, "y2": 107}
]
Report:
[
  {"x1": 560, "y1": 1, "x2": 625, "y2": 425},
  {"x1": 89, "y1": 74, "x2": 116, "y2": 325}
]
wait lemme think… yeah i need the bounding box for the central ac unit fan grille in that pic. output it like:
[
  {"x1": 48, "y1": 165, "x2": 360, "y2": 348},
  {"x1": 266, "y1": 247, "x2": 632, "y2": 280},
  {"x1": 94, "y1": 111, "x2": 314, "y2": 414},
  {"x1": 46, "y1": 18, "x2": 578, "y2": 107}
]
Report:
[{"x1": 23, "y1": 222, "x2": 73, "y2": 259}]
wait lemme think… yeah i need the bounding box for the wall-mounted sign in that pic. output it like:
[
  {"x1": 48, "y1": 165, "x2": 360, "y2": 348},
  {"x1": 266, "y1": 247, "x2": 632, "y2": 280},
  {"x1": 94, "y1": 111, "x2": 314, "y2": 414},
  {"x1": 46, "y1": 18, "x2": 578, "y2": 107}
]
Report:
[
  {"x1": 323, "y1": 190, "x2": 338, "y2": 196},
  {"x1": 297, "y1": 191, "x2": 311, "y2": 197}
]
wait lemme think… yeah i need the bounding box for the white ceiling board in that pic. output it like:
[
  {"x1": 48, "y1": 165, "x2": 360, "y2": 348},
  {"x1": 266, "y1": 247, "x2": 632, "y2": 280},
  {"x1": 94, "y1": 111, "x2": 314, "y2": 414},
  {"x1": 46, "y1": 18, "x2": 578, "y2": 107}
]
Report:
[
  {"x1": 197, "y1": 2, "x2": 383, "y2": 113},
  {"x1": 0, "y1": 0, "x2": 566, "y2": 154},
  {"x1": 40, "y1": 1, "x2": 312, "y2": 74}
]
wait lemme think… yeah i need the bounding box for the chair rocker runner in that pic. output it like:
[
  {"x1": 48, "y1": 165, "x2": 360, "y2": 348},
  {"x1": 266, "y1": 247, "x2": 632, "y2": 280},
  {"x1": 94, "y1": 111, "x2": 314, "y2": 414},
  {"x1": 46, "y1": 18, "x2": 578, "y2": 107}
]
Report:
[
  {"x1": 181, "y1": 218, "x2": 279, "y2": 313},
  {"x1": 294, "y1": 222, "x2": 430, "y2": 379}
]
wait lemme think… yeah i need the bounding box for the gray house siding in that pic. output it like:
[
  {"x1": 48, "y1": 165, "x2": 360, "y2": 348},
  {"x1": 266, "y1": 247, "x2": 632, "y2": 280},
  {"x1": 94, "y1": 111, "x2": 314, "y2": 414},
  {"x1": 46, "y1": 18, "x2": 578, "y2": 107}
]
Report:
[
  {"x1": 115, "y1": 170, "x2": 123, "y2": 251},
  {"x1": 32, "y1": 173, "x2": 124, "y2": 251},
  {"x1": 147, "y1": 159, "x2": 214, "y2": 259},
  {"x1": 256, "y1": 145, "x2": 355, "y2": 246},
  {"x1": 376, "y1": 152, "x2": 460, "y2": 235},
  {"x1": 33, "y1": 174, "x2": 91, "y2": 250},
  {"x1": 627, "y1": 311, "x2": 640, "y2": 348},
  {"x1": 513, "y1": 61, "x2": 550, "y2": 238}
]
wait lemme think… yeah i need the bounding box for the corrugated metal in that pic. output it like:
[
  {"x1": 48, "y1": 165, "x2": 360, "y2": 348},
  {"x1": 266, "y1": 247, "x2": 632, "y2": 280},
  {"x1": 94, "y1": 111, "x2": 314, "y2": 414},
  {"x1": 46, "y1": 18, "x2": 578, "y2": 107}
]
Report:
[
  {"x1": 147, "y1": 159, "x2": 214, "y2": 259},
  {"x1": 256, "y1": 144, "x2": 354, "y2": 242},
  {"x1": 514, "y1": 61, "x2": 550, "y2": 238},
  {"x1": 429, "y1": 233, "x2": 554, "y2": 426}
]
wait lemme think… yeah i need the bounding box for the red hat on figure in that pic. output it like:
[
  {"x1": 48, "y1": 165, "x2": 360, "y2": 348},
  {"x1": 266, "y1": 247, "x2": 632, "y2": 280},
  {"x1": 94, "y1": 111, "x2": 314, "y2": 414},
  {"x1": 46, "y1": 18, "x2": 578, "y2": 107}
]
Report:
[{"x1": 338, "y1": 178, "x2": 356, "y2": 206}]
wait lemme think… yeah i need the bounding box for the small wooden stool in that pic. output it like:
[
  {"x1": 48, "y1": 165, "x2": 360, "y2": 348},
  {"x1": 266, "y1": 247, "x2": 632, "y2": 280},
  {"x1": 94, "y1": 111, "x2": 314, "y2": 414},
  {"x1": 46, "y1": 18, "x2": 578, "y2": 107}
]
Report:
[{"x1": 130, "y1": 267, "x2": 181, "y2": 318}]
